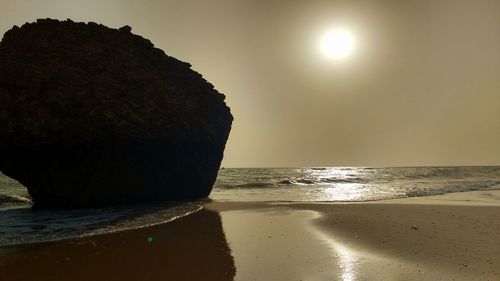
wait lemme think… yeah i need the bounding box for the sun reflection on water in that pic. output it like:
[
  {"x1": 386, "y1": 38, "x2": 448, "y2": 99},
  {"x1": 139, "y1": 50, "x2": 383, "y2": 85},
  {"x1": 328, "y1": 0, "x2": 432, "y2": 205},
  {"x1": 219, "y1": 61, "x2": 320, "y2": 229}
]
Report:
[{"x1": 322, "y1": 183, "x2": 368, "y2": 201}]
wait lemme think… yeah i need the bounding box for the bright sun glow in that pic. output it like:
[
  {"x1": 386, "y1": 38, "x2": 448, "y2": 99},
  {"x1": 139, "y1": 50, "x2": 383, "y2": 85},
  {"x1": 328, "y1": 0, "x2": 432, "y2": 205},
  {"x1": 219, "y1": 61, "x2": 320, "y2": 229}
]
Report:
[{"x1": 320, "y1": 29, "x2": 355, "y2": 60}]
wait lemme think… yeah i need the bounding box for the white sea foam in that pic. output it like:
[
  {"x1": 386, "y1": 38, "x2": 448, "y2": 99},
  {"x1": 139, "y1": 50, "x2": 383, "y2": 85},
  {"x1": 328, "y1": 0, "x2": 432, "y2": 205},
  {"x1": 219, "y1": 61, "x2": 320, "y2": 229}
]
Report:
[{"x1": 0, "y1": 202, "x2": 201, "y2": 247}]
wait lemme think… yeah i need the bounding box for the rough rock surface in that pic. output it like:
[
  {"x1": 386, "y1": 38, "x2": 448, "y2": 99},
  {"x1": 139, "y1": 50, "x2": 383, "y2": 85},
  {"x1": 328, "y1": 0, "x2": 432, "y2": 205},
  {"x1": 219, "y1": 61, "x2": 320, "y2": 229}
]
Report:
[{"x1": 0, "y1": 19, "x2": 233, "y2": 209}]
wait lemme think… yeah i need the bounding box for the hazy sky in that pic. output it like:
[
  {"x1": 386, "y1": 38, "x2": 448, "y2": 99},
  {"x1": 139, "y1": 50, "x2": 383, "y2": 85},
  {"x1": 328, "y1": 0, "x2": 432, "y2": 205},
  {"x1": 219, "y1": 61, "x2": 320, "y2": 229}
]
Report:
[{"x1": 1, "y1": 0, "x2": 500, "y2": 167}]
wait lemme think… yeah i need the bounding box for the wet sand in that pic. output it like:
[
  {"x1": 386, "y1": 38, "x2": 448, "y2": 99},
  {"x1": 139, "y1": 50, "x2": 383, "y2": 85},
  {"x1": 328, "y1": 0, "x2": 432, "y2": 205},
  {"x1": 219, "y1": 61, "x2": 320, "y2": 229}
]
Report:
[
  {"x1": 0, "y1": 209, "x2": 235, "y2": 281},
  {"x1": 1, "y1": 191, "x2": 500, "y2": 281}
]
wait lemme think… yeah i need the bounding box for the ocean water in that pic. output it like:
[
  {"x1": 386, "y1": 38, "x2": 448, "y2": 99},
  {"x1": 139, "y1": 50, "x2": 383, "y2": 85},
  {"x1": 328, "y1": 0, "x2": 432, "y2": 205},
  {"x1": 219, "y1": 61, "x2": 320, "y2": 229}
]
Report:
[
  {"x1": 0, "y1": 166, "x2": 499, "y2": 246},
  {"x1": 212, "y1": 166, "x2": 500, "y2": 201}
]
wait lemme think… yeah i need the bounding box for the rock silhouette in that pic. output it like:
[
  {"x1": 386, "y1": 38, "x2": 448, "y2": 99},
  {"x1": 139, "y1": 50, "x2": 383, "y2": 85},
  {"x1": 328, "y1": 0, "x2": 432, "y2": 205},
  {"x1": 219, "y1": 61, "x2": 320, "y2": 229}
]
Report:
[{"x1": 0, "y1": 19, "x2": 232, "y2": 208}]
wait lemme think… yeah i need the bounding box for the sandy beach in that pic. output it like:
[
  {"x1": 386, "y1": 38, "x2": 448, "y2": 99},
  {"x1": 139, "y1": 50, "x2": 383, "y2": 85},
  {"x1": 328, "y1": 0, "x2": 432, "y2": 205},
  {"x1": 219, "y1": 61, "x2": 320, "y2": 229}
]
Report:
[{"x1": 1, "y1": 191, "x2": 500, "y2": 281}]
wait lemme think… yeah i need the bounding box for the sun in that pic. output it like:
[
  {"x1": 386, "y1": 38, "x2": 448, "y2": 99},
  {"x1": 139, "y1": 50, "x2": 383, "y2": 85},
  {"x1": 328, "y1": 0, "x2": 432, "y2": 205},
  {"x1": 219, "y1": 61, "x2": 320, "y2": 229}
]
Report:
[{"x1": 320, "y1": 29, "x2": 355, "y2": 60}]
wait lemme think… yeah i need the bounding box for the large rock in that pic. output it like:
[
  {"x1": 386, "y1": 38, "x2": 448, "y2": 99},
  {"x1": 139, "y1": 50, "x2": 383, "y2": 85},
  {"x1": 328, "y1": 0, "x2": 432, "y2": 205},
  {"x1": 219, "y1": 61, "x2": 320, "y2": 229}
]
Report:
[{"x1": 0, "y1": 19, "x2": 233, "y2": 209}]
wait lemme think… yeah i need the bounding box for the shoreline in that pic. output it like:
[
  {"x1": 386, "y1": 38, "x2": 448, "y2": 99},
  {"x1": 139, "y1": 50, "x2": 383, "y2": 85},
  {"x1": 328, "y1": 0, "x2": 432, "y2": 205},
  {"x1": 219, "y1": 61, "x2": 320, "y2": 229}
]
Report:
[
  {"x1": 205, "y1": 191, "x2": 500, "y2": 280},
  {"x1": 1, "y1": 190, "x2": 499, "y2": 280}
]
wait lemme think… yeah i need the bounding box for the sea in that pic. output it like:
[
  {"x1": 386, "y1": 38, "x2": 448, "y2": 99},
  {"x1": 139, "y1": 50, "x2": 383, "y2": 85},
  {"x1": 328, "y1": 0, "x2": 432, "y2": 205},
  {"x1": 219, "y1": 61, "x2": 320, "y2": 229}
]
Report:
[{"x1": 0, "y1": 166, "x2": 499, "y2": 247}]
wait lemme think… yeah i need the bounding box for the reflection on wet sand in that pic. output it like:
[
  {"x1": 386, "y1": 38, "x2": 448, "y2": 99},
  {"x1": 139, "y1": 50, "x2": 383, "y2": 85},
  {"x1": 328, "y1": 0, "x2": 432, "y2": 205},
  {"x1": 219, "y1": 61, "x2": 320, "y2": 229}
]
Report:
[
  {"x1": 213, "y1": 203, "x2": 423, "y2": 281},
  {"x1": 0, "y1": 209, "x2": 235, "y2": 281},
  {"x1": 311, "y1": 217, "x2": 391, "y2": 281},
  {"x1": 218, "y1": 207, "x2": 346, "y2": 280},
  {"x1": 313, "y1": 225, "x2": 359, "y2": 281}
]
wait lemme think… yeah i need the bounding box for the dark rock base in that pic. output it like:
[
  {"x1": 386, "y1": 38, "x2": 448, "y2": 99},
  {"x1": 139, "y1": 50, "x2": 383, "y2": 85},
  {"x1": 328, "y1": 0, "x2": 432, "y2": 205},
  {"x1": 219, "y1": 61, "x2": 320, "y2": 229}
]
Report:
[{"x1": 0, "y1": 141, "x2": 223, "y2": 209}]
